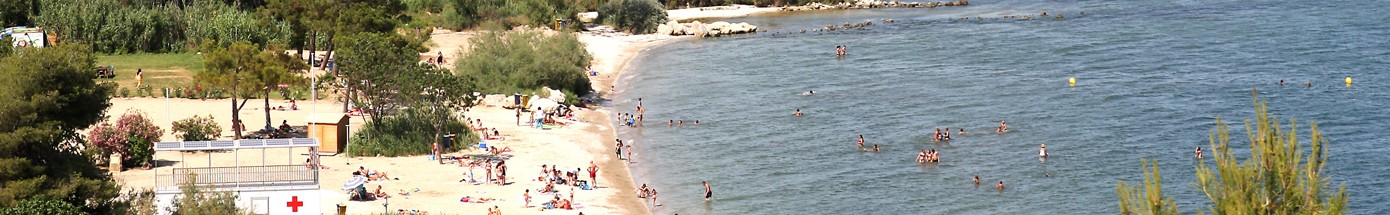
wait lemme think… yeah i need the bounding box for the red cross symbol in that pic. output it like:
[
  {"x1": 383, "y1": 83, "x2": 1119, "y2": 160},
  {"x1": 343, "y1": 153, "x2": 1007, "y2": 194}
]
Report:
[{"x1": 286, "y1": 196, "x2": 304, "y2": 212}]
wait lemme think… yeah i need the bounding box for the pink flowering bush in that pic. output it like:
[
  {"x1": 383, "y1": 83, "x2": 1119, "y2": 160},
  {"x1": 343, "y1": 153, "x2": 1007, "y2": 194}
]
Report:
[{"x1": 87, "y1": 111, "x2": 163, "y2": 169}]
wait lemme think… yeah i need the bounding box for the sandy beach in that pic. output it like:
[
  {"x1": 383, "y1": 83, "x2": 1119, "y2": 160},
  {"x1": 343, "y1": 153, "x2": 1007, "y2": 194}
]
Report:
[{"x1": 106, "y1": 5, "x2": 772, "y2": 214}]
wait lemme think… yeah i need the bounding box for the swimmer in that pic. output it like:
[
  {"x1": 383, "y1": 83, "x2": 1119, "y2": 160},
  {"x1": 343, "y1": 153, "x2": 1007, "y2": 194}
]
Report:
[
  {"x1": 959, "y1": 128, "x2": 966, "y2": 135},
  {"x1": 807, "y1": 90, "x2": 814, "y2": 95},
  {"x1": 794, "y1": 109, "x2": 803, "y2": 117},
  {"x1": 857, "y1": 135, "x2": 865, "y2": 148},
  {"x1": 996, "y1": 120, "x2": 1008, "y2": 133},
  {"x1": 679, "y1": 120, "x2": 685, "y2": 126},
  {"x1": 1280, "y1": 79, "x2": 1286, "y2": 86},
  {"x1": 973, "y1": 176, "x2": 980, "y2": 185},
  {"x1": 872, "y1": 144, "x2": 880, "y2": 152},
  {"x1": 997, "y1": 181, "x2": 1005, "y2": 190},
  {"x1": 694, "y1": 120, "x2": 700, "y2": 125},
  {"x1": 668, "y1": 120, "x2": 673, "y2": 126},
  {"x1": 1195, "y1": 147, "x2": 1203, "y2": 159},
  {"x1": 1039, "y1": 144, "x2": 1049, "y2": 158},
  {"x1": 1305, "y1": 81, "x2": 1312, "y2": 88}
]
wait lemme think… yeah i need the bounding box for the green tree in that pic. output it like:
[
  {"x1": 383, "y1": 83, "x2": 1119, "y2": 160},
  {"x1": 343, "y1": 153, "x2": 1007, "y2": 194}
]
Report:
[
  {"x1": 454, "y1": 29, "x2": 593, "y2": 99},
  {"x1": 198, "y1": 41, "x2": 307, "y2": 137},
  {"x1": 1115, "y1": 91, "x2": 1348, "y2": 214},
  {"x1": 598, "y1": 0, "x2": 668, "y2": 34},
  {"x1": 0, "y1": 0, "x2": 33, "y2": 27},
  {"x1": 1116, "y1": 159, "x2": 1177, "y2": 215},
  {"x1": 0, "y1": 44, "x2": 124, "y2": 213},
  {"x1": 335, "y1": 32, "x2": 425, "y2": 123}
]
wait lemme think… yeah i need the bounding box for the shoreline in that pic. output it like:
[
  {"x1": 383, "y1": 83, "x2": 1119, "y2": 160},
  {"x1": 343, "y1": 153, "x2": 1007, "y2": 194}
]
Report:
[{"x1": 105, "y1": 5, "x2": 783, "y2": 215}]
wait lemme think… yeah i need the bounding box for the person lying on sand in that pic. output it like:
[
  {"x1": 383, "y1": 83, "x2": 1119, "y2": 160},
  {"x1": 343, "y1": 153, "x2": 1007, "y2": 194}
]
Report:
[{"x1": 460, "y1": 196, "x2": 496, "y2": 203}]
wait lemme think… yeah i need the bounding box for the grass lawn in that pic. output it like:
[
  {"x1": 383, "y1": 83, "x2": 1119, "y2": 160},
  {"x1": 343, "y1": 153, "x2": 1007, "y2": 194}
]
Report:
[
  {"x1": 94, "y1": 52, "x2": 323, "y2": 100},
  {"x1": 95, "y1": 53, "x2": 203, "y2": 91}
]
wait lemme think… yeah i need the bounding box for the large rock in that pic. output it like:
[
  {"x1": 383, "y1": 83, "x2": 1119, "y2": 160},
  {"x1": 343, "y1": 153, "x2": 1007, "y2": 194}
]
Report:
[
  {"x1": 543, "y1": 87, "x2": 566, "y2": 102},
  {"x1": 656, "y1": 24, "x2": 673, "y2": 35},
  {"x1": 708, "y1": 21, "x2": 731, "y2": 35}
]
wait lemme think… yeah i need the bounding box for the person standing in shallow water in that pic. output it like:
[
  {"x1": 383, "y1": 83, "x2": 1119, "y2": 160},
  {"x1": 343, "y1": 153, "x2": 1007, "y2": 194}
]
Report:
[{"x1": 703, "y1": 181, "x2": 712, "y2": 200}]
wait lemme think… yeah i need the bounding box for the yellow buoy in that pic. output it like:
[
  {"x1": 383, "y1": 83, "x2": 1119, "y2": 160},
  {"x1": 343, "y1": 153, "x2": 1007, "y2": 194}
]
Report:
[
  {"x1": 1346, "y1": 76, "x2": 1353, "y2": 87},
  {"x1": 1068, "y1": 77, "x2": 1077, "y2": 87}
]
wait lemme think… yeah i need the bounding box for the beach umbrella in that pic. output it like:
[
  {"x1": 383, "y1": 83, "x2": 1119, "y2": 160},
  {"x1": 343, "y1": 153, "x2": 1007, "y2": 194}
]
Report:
[{"x1": 342, "y1": 176, "x2": 367, "y2": 190}]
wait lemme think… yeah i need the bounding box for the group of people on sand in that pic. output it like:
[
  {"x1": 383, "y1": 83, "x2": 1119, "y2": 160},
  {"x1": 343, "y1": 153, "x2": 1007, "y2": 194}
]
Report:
[
  {"x1": 456, "y1": 157, "x2": 507, "y2": 186},
  {"x1": 637, "y1": 184, "x2": 660, "y2": 208}
]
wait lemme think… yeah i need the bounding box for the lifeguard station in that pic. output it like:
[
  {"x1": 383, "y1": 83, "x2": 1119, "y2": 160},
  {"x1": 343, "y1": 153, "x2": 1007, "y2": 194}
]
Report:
[{"x1": 152, "y1": 138, "x2": 322, "y2": 215}]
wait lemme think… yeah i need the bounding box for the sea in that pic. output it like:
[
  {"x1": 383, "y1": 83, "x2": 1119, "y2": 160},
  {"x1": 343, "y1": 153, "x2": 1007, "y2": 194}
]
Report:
[{"x1": 610, "y1": 0, "x2": 1390, "y2": 214}]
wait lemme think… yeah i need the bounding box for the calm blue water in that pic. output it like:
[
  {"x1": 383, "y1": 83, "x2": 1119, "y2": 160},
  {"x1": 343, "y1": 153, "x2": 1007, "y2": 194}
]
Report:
[{"x1": 611, "y1": 0, "x2": 1390, "y2": 214}]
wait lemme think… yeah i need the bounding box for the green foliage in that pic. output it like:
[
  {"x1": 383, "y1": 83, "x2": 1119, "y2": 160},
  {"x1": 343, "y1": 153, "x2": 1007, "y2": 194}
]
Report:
[
  {"x1": 0, "y1": 0, "x2": 33, "y2": 26},
  {"x1": 1193, "y1": 92, "x2": 1347, "y2": 214},
  {"x1": 184, "y1": 1, "x2": 291, "y2": 50},
  {"x1": 172, "y1": 115, "x2": 223, "y2": 141},
  {"x1": 454, "y1": 29, "x2": 593, "y2": 97},
  {"x1": 599, "y1": 0, "x2": 668, "y2": 34},
  {"x1": 198, "y1": 41, "x2": 307, "y2": 136},
  {"x1": 169, "y1": 174, "x2": 249, "y2": 215},
  {"x1": 335, "y1": 32, "x2": 426, "y2": 122},
  {"x1": 337, "y1": 32, "x2": 477, "y2": 157},
  {"x1": 1115, "y1": 92, "x2": 1348, "y2": 215},
  {"x1": 441, "y1": 0, "x2": 581, "y2": 30},
  {"x1": 349, "y1": 108, "x2": 475, "y2": 157},
  {"x1": 34, "y1": 0, "x2": 289, "y2": 53},
  {"x1": 1116, "y1": 159, "x2": 1177, "y2": 215},
  {"x1": 119, "y1": 87, "x2": 131, "y2": 98},
  {"x1": 0, "y1": 35, "x2": 13, "y2": 56},
  {"x1": 0, "y1": 198, "x2": 85, "y2": 215},
  {"x1": 0, "y1": 44, "x2": 123, "y2": 213}
]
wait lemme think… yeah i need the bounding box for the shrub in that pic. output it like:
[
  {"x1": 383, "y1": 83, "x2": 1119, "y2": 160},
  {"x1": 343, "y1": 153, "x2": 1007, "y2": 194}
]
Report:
[
  {"x1": 0, "y1": 198, "x2": 84, "y2": 215},
  {"x1": 349, "y1": 109, "x2": 475, "y2": 157},
  {"x1": 598, "y1": 0, "x2": 668, "y2": 34},
  {"x1": 169, "y1": 174, "x2": 248, "y2": 215},
  {"x1": 171, "y1": 115, "x2": 222, "y2": 141},
  {"x1": 441, "y1": 0, "x2": 581, "y2": 30},
  {"x1": 120, "y1": 87, "x2": 131, "y2": 98},
  {"x1": 87, "y1": 111, "x2": 163, "y2": 169},
  {"x1": 454, "y1": 29, "x2": 593, "y2": 97}
]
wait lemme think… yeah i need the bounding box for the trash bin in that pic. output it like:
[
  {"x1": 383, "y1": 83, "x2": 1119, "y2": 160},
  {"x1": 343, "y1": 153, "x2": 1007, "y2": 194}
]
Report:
[
  {"x1": 336, "y1": 204, "x2": 346, "y2": 215},
  {"x1": 513, "y1": 93, "x2": 522, "y2": 107}
]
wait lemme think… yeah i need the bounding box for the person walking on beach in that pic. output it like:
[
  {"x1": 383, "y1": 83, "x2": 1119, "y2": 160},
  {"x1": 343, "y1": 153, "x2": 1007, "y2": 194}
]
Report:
[
  {"x1": 523, "y1": 189, "x2": 532, "y2": 207},
  {"x1": 616, "y1": 139, "x2": 624, "y2": 160},
  {"x1": 626, "y1": 142, "x2": 635, "y2": 164},
  {"x1": 703, "y1": 181, "x2": 713, "y2": 200}
]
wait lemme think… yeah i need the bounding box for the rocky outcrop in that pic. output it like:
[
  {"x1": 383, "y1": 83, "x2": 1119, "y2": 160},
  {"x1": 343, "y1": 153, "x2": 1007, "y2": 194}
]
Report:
[
  {"x1": 781, "y1": 0, "x2": 969, "y2": 11},
  {"x1": 656, "y1": 20, "x2": 758, "y2": 37}
]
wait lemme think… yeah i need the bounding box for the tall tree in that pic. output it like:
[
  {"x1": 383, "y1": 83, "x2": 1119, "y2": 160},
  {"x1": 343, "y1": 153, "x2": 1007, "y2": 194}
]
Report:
[
  {"x1": 198, "y1": 41, "x2": 306, "y2": 137},
  {"x1": 1115, "y1": 91, "x2": 1348, "y2": 214},
  {"x1": 335, "y1": 32, "x2": 423, "y2": 123},
  {"x1": 0, "y1": 45, "x2": 124, "y2": 213}
]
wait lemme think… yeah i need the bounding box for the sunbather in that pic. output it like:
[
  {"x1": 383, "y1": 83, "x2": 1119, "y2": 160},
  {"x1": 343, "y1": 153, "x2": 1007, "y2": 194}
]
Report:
[{"x1": 374, "y1": 185, "x2": 391, "y2": 198}]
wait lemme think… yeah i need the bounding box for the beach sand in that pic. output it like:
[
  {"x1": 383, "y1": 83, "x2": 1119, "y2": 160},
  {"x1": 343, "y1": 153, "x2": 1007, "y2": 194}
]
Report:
[{"x1": 110, "y1": 6, "x2": 766, "y2": 214}]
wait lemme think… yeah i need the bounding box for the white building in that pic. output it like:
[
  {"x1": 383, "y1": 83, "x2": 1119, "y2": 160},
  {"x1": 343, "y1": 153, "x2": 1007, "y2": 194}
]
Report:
[{"x1": 152, "y1": 138, "x2": 322, "y2": 215}]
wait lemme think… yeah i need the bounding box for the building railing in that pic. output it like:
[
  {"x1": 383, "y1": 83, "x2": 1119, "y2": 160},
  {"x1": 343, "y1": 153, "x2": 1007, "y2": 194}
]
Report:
[{"x1": 155, "y1": 165, "x2": 318, "y2": 192}]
